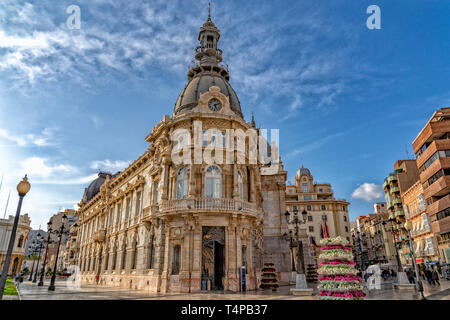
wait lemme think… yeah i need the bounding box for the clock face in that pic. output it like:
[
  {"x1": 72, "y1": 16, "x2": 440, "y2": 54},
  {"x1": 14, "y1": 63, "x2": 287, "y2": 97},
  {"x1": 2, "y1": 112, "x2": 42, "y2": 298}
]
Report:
[{"x1": 208, "y1": 98, "x2": 222, "y2": 111}]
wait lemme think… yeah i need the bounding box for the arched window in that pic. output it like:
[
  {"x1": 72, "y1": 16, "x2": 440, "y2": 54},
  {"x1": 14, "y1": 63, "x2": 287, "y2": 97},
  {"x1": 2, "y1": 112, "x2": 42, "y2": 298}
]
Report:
[
  {"x1": 205, "y1": 166, "x2": 222, "y2": 198},
  {"x1": 238, "y1": 171, "x2": 244, "y2": 200},
  {"x1": 176, "y1": 167, "x2": 189, "y2": 199}
]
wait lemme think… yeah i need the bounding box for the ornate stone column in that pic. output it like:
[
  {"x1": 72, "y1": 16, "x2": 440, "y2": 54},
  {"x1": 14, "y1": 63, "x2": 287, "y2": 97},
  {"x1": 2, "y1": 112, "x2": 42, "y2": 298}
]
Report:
[
  {"x1": 232, "y1": 164, "x2": 239, "y2": 200},
  {"x1": 159, "y1": 222, "x2": 171, "y2": 293},
  {"x1": 190, "y1": 216, "x2": 201, "y2": 293},
  {"x1": 179, "y1": 216, "x2": 191, "y2": 293},
  {"x1": 188, "y1": 164, "x2": 196, "y2": 198}
]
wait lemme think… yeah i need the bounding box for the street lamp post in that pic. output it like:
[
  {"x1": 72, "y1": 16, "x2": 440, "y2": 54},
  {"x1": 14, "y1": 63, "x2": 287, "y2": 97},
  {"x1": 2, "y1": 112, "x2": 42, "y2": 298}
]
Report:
[
  {"x1": 32, "y1": 234, "x2": 45, "y2": 283},
  {"x1": 283, "y1": 208, "x2": 308, "y2": 274},
  {"x1": 38, "y1": 222, "x2": 53, "y2": 286},
  {"x1": 383, "y1": 220, "x2": 403, "y2": 272},
  {"x1": 28, "y1": 241, "x2": 38, "y2": 281},
  {"x1": 0, "y1": 175, "x2": 31, "y2": 300},
  {"x1": 48, "y1": 214, "x2": 69, "y2": 291},
  {"x1": 404, "y1": 221, "x2": 426, "y2": 300}
]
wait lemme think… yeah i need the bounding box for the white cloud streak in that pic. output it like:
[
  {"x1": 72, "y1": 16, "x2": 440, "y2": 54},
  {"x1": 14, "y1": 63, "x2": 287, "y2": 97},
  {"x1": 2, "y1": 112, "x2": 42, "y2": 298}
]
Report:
[{"x1": 351, "y1": 183, "x2": 383, "y2": 202}]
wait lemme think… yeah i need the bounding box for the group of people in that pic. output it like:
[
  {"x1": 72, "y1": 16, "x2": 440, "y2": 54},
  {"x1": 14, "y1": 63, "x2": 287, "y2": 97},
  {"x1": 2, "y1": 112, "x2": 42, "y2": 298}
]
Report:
[
  {"x1": 381, "y1": 269, "x2": 396, "y2": 281},
  {"x1": 419, "y1": 267, "x2": 441, "y2": 286}
]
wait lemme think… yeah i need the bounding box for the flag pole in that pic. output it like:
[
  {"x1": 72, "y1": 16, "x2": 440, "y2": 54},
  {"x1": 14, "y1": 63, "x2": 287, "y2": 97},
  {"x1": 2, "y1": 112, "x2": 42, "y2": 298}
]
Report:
[{"x1": 3, "y1": 190, "x2": 10, "y2": 219}]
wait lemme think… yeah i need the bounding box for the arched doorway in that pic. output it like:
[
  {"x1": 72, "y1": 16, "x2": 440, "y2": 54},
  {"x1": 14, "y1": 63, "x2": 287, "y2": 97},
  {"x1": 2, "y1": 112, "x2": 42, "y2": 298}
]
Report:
[{"x1": 202, "y1": 227, "x2": 225, "y2": 291}]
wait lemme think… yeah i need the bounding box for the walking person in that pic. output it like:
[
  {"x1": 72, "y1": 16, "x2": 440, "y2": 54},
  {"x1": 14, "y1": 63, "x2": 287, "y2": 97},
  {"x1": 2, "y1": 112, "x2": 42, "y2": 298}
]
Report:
[
  {"x1": 420, "y1": 268, "x2": 425, "y2": 280},
  {"x1": 407, "y1": 268, "x2": 415, "y2": 284},
  {"x1": 425, "y1": 268, "x2": 434, "y2": 286},
  {"x1": 432, "y1": 268, "x2": 440, "y2": 286}
]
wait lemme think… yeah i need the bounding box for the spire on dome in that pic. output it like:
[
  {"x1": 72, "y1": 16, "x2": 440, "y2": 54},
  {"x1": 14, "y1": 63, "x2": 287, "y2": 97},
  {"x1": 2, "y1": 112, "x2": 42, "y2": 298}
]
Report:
[
  {"x1": 208, "y1": 2, "x2": 211, "y2": 21},
  {"x1": 194, "y1": 3, "x2": 222, "y2": 67}
]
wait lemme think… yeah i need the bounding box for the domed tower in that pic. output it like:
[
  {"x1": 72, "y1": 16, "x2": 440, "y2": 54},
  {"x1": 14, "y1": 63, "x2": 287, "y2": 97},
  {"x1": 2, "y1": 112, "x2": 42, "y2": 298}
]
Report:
[
  {"x1": 174, "y1": 7, "x2": 243, "y2": 118},
  {"x1": 295, "y1": 165, "x2": 314, "y2": 193}
]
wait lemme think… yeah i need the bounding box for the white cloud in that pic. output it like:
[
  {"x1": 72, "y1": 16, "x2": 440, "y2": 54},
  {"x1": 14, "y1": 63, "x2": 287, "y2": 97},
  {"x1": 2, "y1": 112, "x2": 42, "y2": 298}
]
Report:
[
  {"x1": 0, "y1": 127, "x2": 56, "y2": 147},
  {"x1": 351, "y1": 183, "x2": 383, "y2": 202},
  {"x1": 90, "y1": 159, "x2": 130, "y2": 172},
  {"x1": 19, "y1": 157, "x2": 76, "y2": 179}
]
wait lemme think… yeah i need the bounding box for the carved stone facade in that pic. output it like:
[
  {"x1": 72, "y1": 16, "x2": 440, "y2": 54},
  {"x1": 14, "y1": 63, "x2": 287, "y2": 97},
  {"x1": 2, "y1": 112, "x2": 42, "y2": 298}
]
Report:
[{"x1": 74, "y1": 14, "x2": 277, "y2": 293}]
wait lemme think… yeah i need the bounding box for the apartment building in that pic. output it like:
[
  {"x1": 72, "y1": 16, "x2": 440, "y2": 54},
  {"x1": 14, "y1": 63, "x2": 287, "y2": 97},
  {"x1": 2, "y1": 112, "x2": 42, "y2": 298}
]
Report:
[{"x1": 413, "y1": 107, "x2": 450, "y2": 263}]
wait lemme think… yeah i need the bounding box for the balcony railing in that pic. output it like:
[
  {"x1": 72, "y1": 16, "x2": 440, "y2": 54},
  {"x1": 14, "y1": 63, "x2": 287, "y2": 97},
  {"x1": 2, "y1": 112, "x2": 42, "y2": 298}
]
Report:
[
  {"x1": 411, "y1": 225, "x2": 431, "y2": 237},
  {"x1": 159, "y1": 198, "x2": 259, "y2": 215}
]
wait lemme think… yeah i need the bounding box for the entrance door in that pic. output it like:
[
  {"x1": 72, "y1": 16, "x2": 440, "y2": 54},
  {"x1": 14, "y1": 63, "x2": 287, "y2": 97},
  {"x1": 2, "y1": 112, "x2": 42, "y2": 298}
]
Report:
[
  {"x1": 214, "y1": 241, "x2": 225, "y2": 290},
  {"x1": 202, "y1": 227, "x2": 225, "y2": 291}
]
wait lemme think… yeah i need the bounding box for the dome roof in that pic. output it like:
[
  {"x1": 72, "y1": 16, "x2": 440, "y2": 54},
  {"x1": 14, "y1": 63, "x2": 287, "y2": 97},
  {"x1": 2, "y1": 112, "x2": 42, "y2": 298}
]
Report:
[
  {"x1": 84, "y1": 172, "x2": 110, "y2": 202},
  {"x1": 174, "y1": 72, "x2": 243, "y2": 118},
  {"x1": 296, "y1": 165, "x2": 311, "y2": 177}
]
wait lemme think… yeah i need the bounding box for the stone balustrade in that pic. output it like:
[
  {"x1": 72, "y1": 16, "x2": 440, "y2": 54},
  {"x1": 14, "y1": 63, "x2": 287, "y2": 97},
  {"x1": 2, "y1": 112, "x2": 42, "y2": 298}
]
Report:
[{"x1": 154, "y1": 198, "x2": 259, "y2": 215}]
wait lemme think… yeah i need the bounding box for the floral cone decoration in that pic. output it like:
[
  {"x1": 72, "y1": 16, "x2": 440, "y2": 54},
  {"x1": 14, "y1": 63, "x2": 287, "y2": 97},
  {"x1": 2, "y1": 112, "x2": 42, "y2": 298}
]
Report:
[
  {"x1": 260, "y1": 263, "x2": 279, "y2": 291},
  {"x1": 317, "y1": 236, "x2": 365, "y2": 300}
]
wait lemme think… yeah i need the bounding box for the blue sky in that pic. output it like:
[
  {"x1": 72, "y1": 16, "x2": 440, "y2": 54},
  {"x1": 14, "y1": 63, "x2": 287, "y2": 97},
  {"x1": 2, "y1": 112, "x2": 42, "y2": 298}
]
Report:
[{"x1": 0, "y1": 0, "x2": 449, "y2": 229}]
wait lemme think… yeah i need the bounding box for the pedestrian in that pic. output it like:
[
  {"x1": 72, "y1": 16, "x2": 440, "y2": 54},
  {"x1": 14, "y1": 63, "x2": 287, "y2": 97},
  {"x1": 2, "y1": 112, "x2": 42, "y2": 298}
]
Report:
[
  {"x1": 432, "y1": 268, "x2": 440, "y2": 286},
  {"x1": 390, "y1": 269, "x2": 395, "y2": 279},
  {"x1": 364, "y1": 271, "x2": 370, "y2": 283},
  {"x1": 407, "y1": 268, "x2": 415, "y2": 284},
  {"x1": 420, "y1": 268, "x2": 425, "y2": 280},
  {"x1": 425, "y1": 268, "x2": 434, "y2": 286}
]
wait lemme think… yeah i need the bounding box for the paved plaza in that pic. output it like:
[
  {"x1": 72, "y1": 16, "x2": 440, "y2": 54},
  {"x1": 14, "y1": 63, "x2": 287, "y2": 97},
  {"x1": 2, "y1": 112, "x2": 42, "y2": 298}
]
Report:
[{"x1": 15, "y1": 279, "x2": 450, "y2": 300}]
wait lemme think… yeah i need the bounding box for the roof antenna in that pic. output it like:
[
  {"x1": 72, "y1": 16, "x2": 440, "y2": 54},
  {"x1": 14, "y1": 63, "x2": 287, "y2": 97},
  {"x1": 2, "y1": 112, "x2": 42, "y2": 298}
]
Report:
[
  {"x1": 3, "y1": 190, "x2": 10, "y2": 219},
  {"x1": 405, "y1": 145, "x2": 411, "y2": 160},
  {"x1": 251, "y1": 112, "x2": 256, "y2": 127}
]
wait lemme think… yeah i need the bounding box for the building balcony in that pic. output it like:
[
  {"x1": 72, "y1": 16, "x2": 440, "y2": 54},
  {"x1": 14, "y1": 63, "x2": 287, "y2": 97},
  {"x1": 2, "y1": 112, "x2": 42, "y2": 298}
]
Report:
[
  {"x1": 411, "y1": 225, "x2": 432, "y2": 237},
  {"x1": 93, "y1": 229, "x2": 106, "y2": 242},
  {"x1": 421, "y1": 157, "x2": 450, "y2": 183},
  {"x1": 383, "y1": 180, "x2": 389, "y2": 189},
  {"x1": 424, "y1": 175, "x2": 450, "y2": 200},
  {"x1": 387, "y1": 174, "x2": 398, "y2": 184},
  {"x1": 438, "y1": 238, "x2": 450, "y2": 246},
  {"x1": 418, "y1": 247, "x2": 438, "y2": 257},
  {"x1": 427, "y1": 194, "x2": 450, "y2": 217},
  {"x1": 416, "y1": 138, "x2": 450, "y2": 169},
  {"x1": 431, "y1": 215, "x2": 450, "y2": 234},
  {"x1": 158, "y1": 198, "x2": 260, "y2": 216},
  {"x1": 395, "y1": 209, "x2": 404, "y2": 217},
  {"x1": 392, "y1": 197, "x2": 402, "y2": 205},
  {"x1": 391, "y1": 187, "x2": 400, "y2": 194}
]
